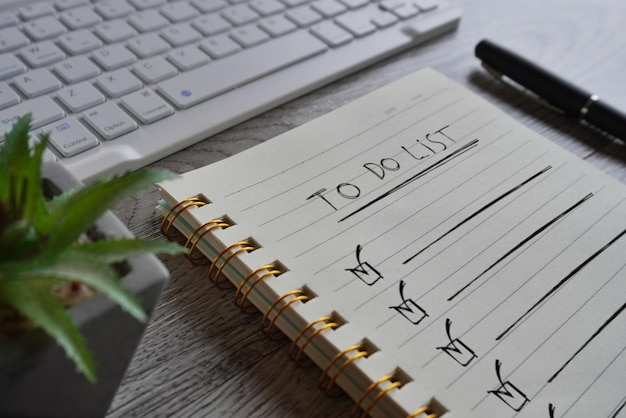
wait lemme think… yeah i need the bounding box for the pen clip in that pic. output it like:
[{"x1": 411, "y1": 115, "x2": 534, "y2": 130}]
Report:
[{"x1": 480, "y1": 61, "x2": 565, "y2": 115}]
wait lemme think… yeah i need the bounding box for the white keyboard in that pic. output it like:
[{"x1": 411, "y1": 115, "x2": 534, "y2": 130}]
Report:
[{"x1": 0, "y1": 0, "x2": 461, "y2": 182}]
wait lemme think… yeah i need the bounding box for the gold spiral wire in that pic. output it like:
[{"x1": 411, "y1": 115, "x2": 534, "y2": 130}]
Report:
[
  {"x1": 288, "y1": 316, "x2": 339, "y2": 364},
  {"x1": 351, "y1": 374, "x2": 399, "y2": 418},
  {"x1": 214, "y1": 243, "x2": 256, "y2": 288},
  {"x1": 184, "y1": 219, "x2": 230, "y2": 265},
  {"x1": 234, "y1": 264, "x2": 282, "y2": 312},
  {"x1": 292, "y1": 320, "x2": 339, "y2": 366},
  {"x1": 208, "y1": 240, "x2": 254, "y2": 288},
  {"x1": 325, "y1": 350, "x2": 369, "y2": 394},
  {"x1": 260, "y1": 290, "x2": 309, "y2": 339},
  {"x1": 288, "y1": 316, "x2": 331, "y2": 361},
  {"x1": 239, "y1": 268, "x2": 283, "y2": 314},
  {"x1": 160, "y1": 197, "x2": 207, "y2": 239},
  {"x1": 319, "y1": 344, "x2": 362, "y2": 392},
  {"x1": 361, "y1": 380, "x2": 402, "y2": 418},
  {"x1": 406, "y1": 406, "x2": 438, "y2": 418}
]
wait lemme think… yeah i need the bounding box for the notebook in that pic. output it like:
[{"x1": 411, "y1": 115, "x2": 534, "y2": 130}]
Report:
[{"x1": 156, "y1": 68, "x2": 626, "y2": 418}]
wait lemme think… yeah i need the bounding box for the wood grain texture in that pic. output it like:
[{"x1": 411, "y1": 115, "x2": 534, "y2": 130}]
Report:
[{"x1": 107, "y1": 1, "x2": 626, "y2": 416}]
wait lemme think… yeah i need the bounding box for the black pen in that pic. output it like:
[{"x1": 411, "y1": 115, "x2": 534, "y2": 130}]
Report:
[{"x1": 475, "y1": 39, "x2": 626, "y2": 142}]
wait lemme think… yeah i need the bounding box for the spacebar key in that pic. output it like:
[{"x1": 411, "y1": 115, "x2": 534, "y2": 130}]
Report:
[{"x1": 158, "y1": 31, "x2": 328, "y2": 109}]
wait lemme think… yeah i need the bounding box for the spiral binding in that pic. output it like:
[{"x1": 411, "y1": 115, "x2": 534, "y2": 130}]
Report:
[
  {"x1": 319, "y1": 344, "x2": 368, "y2": 394},
  {"x1": 351, "y1": 374, "x2": 402, "y2": 418},
  {"x1": 406, "y1": 406, "x2": 438, "y2": 418},
  {"x1": 353, "y1": 373, "x2": 437, "y2": 418},
  {"x1": 234, "y1": 264, "x2": 283, "y2": 313},
  {"x1": 185, "y1": 219, "x2": 231, "y2": 265},
  {"x1": 288, "y1": 316, "x2": 339, "y2": 365},
  {"x1": 162, "y1": 198, "x2": 440, "y2": 418},
  {"x1": 160, "y1": 197, "x2": 208, "y2": 239},
  {"x1": 260, "y1": 289, "x2": 309, "y2": 338},
  {"x1": 208, "y1": 240, "x2": 257, "y2": 289}
]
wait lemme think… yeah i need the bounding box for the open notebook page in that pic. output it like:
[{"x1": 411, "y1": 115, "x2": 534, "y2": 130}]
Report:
[{"x1": 158, "y1": 68, "x2": 626, "y2": 418}]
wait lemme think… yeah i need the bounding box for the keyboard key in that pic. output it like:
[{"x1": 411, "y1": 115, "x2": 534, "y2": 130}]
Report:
[
  {"x1": 161, "y1": 23, "x2": 203, "y2": 47},
  {"x1": 335, "y1": 14, "x2": 376, "y2": 36},
  {"x1": 54, "y1": 56, "x2": 101, "y2": 83},
  {"x1": 94, "y1": 20, "x2": 138, "y2": 43},
  {"x1": 55, "y1": 0, "x2": 90, "y2": 11},
  {"x1": 249, "y1": 0, "x2": 286, "y2": 16},
  {"x1": 23, "y1": 17, "x2": 68, "y2": 41},
  {"x1": 0, "y1": 54, "x2": 27, "y2": 80},
  {"x1": 160, "y1": 2, "x2": 199, "y2": 22},
  {"x1": 58, "y1": 30, "x2": 103, "y2": 55},
  {"x1": 369, "y1": 10, "x2": 398, "y2": 28},
  {"x1": 402, "y1": 5, "x2": 461, "y2": 35},
  {"x1": 60, "y1": 7, "x2": 103, "y2": 30},
  {"x1": 192, "y1": 14, "x2": 232, "y2": 36},
  {"x1": 129, "y1": 0, "x2": 167, "y2": 9},
  {"x1": 0, "y1": 82, "x2": 20, "y2": 110},
  {"x1": 20, "y1": 3, "x2": 55, "y2": 20},
  {"x1": 43, "y1": 116, "x2": 99, "y2": 157},
  {"x1": 20, "y1": 41, "x2": 66, "y2": 67},
  {"x1": 83, "y1": 102, "x2": 137, "y2": 140},
  {"x1": 167, "y1": 46, "x2": 209, "y2": 71},
  {"x1": 191, "y1": 0, "x2": 229, "y2": 13},
  {"x1": 285, "y1": 6, "x2": 323, "y2": 27},
  {"x1": 258, "y1": 15, "x2": 297, "y2": 37},
  {"x1": 0, "y1": 96, "x2": 65, "y2": 138},
  {"x1": 56, "y1": 82, "x2": 106, "y2": 112},
  {"x1": 230, "y1": 24, "x2": 271, "y2": 47},
  {"x1": 414, "y1": 0, "x2": 438, "y2": 11},
  {"x1": 13, "y1": 69, "x2": 63, "y2": 98},
  {"x1": 337, "y1": 0, "x2": 368, "y2": 8},
  {"x1": 310, "y1": 21, "x2": 353, "y2": 46},
  {"x1": 0, "y1": 28, "x2": 30, "y2": 53},
  {"x1": 158, "y1": 31, "x2": 327, "y2": 109},
  {"x1": 379, "y1": 0, "x2": 404, "y2": 11},
  {"x1": 94, "y1": 0, "x2": 137, "y2": 20},
  {"x1": 311, "y1": 0, "x2": 347, "y2": 17},
  {"x1": 96, "y1": 69, "x2": 143, "y2": 97},
  {"x1": 133, "y1": 57, "x2": 177, "y2": 83},
  {"x1": 391, "y1": 3, "x2": 419, "y2": 18},
  {"x1": 92, "y1": 44, "x2": 137, "y2": 70},
  {"x1": 199, "y1": 34, "x2": 241, "y2": 59},
  {"x1": 127, "y1": 33, "x2": 170, "y2": 58},
  {"x1": 120, "y1": 88, "x2": 174, "y2": 123},
  {"x1": 0, "y1": 13, "x2": 18, "y2": 29},
  {"x1": 131, "y1": 12, "x2": 167, "y2": 34},
  {"x1": 221, "y1": 5, "x2": 260, "y2": 26},
  {"x1": 280, "y1": 0, "x2": 310, "y2": 6}
]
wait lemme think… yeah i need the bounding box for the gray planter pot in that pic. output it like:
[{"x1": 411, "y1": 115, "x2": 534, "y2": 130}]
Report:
[{"x1": 0, "y1": 161, "x2": 170, "y2": 418}]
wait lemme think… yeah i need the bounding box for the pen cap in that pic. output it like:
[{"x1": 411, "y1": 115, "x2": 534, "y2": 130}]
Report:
[{"x1": 475, "y1": 40, "x2": 590, "y2": 116}]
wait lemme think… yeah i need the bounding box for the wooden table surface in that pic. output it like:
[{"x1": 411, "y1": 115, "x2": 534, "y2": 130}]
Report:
[{"x1": 106, "y1": 0, "x2": 626, "y2": 416}]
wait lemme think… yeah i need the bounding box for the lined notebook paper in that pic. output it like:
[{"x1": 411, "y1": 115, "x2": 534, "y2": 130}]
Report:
[{"x1": 157, "y1": 68, "x2": 626, "y2": 418}]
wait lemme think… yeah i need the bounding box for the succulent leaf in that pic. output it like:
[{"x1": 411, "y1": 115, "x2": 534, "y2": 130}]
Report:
[
  {"x1": 69, "y1": 239, "x2": 184, "y2": 264},
  {"x1": 0, "y1": 114, "x2": 183, "y2": 382},
  {"x1": 26, "y1": 254, "x2": 148, "y2": 323},
  {"x1": 0, "y1": 276, "x2": 97, "y2": 382},
  {"x1": 35, "y1": 169, "x2": 178, "y2": 265}
]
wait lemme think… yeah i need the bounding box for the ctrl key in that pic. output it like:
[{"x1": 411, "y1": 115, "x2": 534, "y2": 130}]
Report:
[
  {"x1": 43, "y1": 116, "x2": 99, "y2": 158},
  {"x1": 83, "y1": 102, "x2": 138, "y2": 140}
]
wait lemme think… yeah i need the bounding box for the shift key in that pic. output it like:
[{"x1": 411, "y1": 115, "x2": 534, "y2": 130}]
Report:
[
  {"x1": 43, "y1": 116, "x2": 99, "y2": 157},
  {"x1": 83, "y1": 102, "x2": 137, "y2": 140},
  {"x1": 0, "y1": 96, "x2": 65, "y2": 139}
]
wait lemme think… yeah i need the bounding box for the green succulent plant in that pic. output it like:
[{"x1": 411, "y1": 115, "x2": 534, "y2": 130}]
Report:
[{"x1": 0, "y1": 114, "x2": 184, "y2": 382}]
